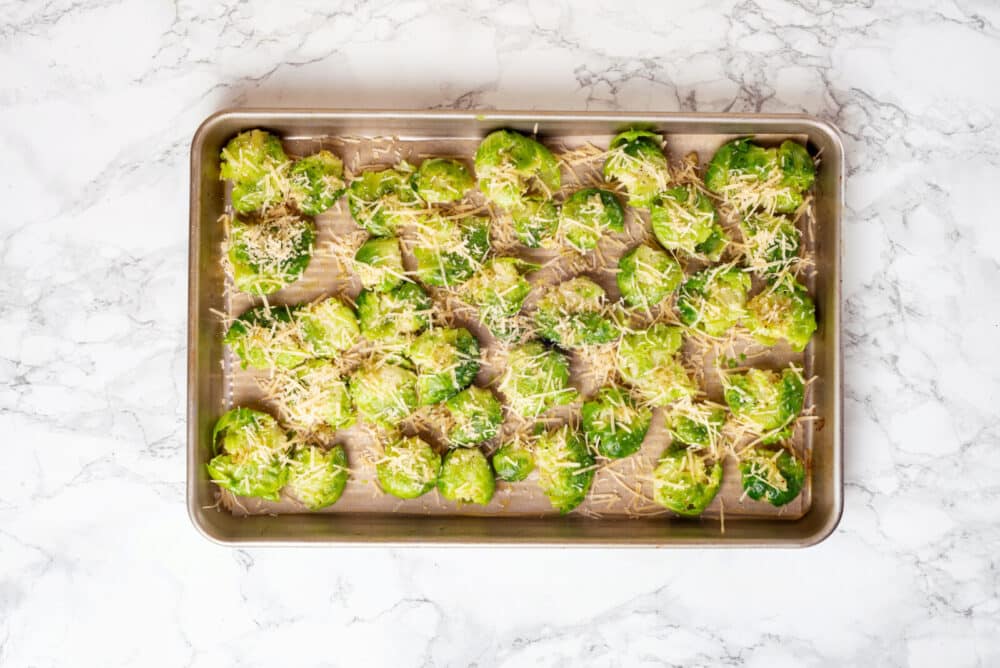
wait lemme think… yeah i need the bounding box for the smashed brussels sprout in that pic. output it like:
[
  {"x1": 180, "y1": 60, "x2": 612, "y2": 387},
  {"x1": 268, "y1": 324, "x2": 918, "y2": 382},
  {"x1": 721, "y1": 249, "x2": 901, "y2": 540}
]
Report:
[
  {"x1": 296, "y1": 296, "x2": 359, "y2": 357},
  {"x1": 602, "y1": 129, "x2": 671, "y2": 208},
  {"x1": 356, "y1": 283, "x2": 432, "y2": 343},
  {"x1": 220, "y1": 130, "x2": 289, "y2": 214},
  {"x1": 558, "y1": 188, "x2": 625, "y2": 252},
  {"x1": 212, "y1": 407, "x2": 287, "y2": 458},
  {"x1": 650, "y1": 184, "x2": 727, "y2": 258},
  {"x1": 407, "y1": 327, "x2": 481, "y2": 405},
  {"x1": 411, "y1": 214, "x2": 491, "y2": 287},
  {"x1": 376, "y1": 436, "x2": 441, "y2": 499},
  {"x1": 206, "y1": 407, "x2": 289, "y2": 501},
  {"x1": 348, "y1": 166, "x2": 421, "y2": 236},
  {"x1": 444, "y1": 386, "x2": 502, "y2": 447},
  {"x1": 224, "y1": 305, "x2": 309, "y2": 371},
  {"x1": 286, "y1": 445, "x2": 349, "y2": 510},
  {"x1": 498, "y1": 342, "x2": 577, "y2": 418},
  {"x1": 348, "y1": 360, "x2": 418, "y2": 426},
  {"x1": 744, "y1": 279, "x2": 817, "y2": 352},
  {"x1": 740, "y1": 212, "x2": 800, "y2": 275},
  {"x1": 664, "y1": 400, "x2": 727, "y2": 450},
  {"x1": 723, "y1": 367, "x2": 804, "y2": 443},
  {"x1": 492, "y1": 439, "x2": 535, "y2": 482},
  {"x1": 227, "y1": 213, "x2": 314, "y2": 295},
  {"x1": 534, "y1": 277, "x2": 619, "y2": 348},
  {"x1": 288, "y1": 150, "x2": 346, "y2": 216},
  {"x1": 206, "y1": 454, "x2": 289, "y2": 502},
  {"x1": 676, "y1": 266, "x2": 752, "y2": 337},
  {"x1": 412, "y1": 158, "x2": 474, "y2": 204},
  {"x1": 581, "y1": 386, "x2": 652, "y2": 459},
  {"x1": 617, "y1": 244, "x2": 683, "y2": 310},
  {"x1": 460, "y1": 257, "x2": 534, "y2": 340},
  {"x1": 474, "y1": 129, "x2": 561, "y2": 208},
  {"x1": 220, "y1": 130, "x2": 288, "y2": 184},
  {"x1": 616, "y1": 323, "x2": 695, "y2": 406},
  {"x1": 535, "y1": 425, "x2": 594, "y2": 513},
  {"x1": 778, "y1": 140, "x2": 816, "y2": 192},
  {"x1": 652, "y1": 446, "x2": 722, "y2": 516},
  {"x1": 269, "y1": 360, "x2": 355, "y2": 434},
  {"x1": 510, "y1": 197, "x2": 559, "y2": 248},
  {"x1": 437, "y1": 448, "x2": 495, "y2": 505},
  {"x1": 354, "y1": 236, "x2": 406, "y2": 292},
  {"x1": 739, "y1": 446, "x2": 805, "y2": 506},
  {"x1": 705, "y1": 138, "x2": 815, "y2": 214}
]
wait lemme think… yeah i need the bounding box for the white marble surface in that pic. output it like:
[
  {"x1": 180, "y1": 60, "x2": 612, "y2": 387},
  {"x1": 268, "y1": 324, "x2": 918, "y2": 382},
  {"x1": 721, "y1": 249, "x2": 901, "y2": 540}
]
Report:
[{"x1": 2, "y1": 0, "x2": 998, "y2": 665}]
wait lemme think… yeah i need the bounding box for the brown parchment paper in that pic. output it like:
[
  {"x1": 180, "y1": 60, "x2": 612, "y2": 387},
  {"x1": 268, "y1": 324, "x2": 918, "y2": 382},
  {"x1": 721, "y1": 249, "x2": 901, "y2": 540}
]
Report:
[{"x1": 217, "y1": 131, "x2": 815, "y2": 524}]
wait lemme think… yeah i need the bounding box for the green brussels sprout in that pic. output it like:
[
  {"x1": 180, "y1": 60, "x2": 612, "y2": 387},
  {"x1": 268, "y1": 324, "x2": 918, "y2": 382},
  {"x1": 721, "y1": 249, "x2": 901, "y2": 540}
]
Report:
[
  {"x1": 534, "y1": 425, "x2": 594, "y2": 513},
  {"x1": 602, "y1": 129, "x2": 671, "y2": 208},
  {"x1": 621, "y1": 356, "x2": 696, "y2": 408},
  {"x1": 412, "y1": 158, "x2": 474, "y2": 204},
  {"x1": 510, "y1": 197, "x2": 559, "y2": 248},
  {"x1": 220, "y1": 129, "x2": 289, "y2": 184},
  {"x1": 286, "y1": 445, "x2": 349, "y2": 510},
  {"x1": 617, "y1": 244, "x2": 683, "y2": 309},
  {"x1": 650, "y1": 184, "x2": 727, "y2": 258},
  {"x1": 356, "y1": 283, "x2": 432, "y2": 343},
  {"x1": 744, "y1": 279, "x2": 817, "y2": 352},
  {"x1": 410, "y1": 214, "x2": 491, "y2": 288},
  {"x1": 492, "y1": 439, "x2": 535, "y2": 482},
  {"x1": 580, "y1": 386, "x2": 652, "y2": 459},
  {"x1": 534, "y1": 277, "x2": 619, "y2": 348},
  {"x1": 460, "y1": 257, "x2": 534, "y2": 339},
  {"x1": 558, "y1": 188, "x2": 625, "y2": 252},
  {"x1": 676, "y1": 266, "x2": 752, "y2": 337},
  {"x1": 211, "y1": 407, "x2": 287, "y2": 458},
  {"x1": 498, "y1": 342, "x2": 577, "y2": 418},
  {"x1": 740, "y1": 212, "x2": 801, "y2": 275},
  {"x1": 353, "y1": 236, "x2": 406, "y2": 293},
  {"x1": 778, "y1": 140, "x2": 816, "y2": 192},
  {"x1": 376, "y1": 436, "x2": 441, "y2": 499},
  {"x1": 295, "y1": 296, "x2": 360, "y2": 357},
  {"x1": 407, "y1": 327, "x2": 481, "y2": 405},
  {"x1": 437, "y1": 448, "x2": 495, "y2": 505},
  {"x1": 723, "y1": 368, "x2": 804, "y2": 443},
  {"x1": 651, "y1": 446, "x2": 722, "y2": 516},
  {"x1": 220, "y1": 130, "x2": 289, "y2": 213},
  {"x1": 664, "y1": 400, "x2": 727, "y2": 449},
  {"x1": 206, "y1": 454, "x2": 289, "y2": 502},
  {"x1": 739, "y1": 446, "x2": 805, "y2": 506},
  {"x1": 616, "y1": 323, "x2": 695, "y2": 406},
  {"x1": 705, "y1": 138, "x2": 773, "y2": 190},
  {"x1": 224, "y1": 305, "x2": 310, "y2": 370},
  {"x1": 287, "y1": 150, "x2": 346, "y2": 216},
  {"x1": 444, "y1": 386, "x2": 503, "y2": 446},
  {"x1": 206, "y1": 407, "x2": 290, "y2": 501},
  {"x1": 348, "y1": 166, "x2": 422, "y2": 236},
  {"x1": 474, "y1": 129, "x2": 561, "y2": 207},
  {"x1": 270, "y1": 360, "x2": 355, "y2": 433},
  {"x1": 227, "y1": 214, "x2": 314, "y2": 295},
  {"x1": 704, "y1": 138, "x2": 815, "y2": 214},
  {"x1": 348, "y1": 360, "x2": 418, "y2": 426}
]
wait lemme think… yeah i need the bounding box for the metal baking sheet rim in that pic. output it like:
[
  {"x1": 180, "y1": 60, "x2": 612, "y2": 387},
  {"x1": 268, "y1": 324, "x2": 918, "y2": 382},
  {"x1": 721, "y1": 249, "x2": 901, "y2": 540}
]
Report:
[{"x1": 187, "y1": 108, "x2": 844, "y2": 548}]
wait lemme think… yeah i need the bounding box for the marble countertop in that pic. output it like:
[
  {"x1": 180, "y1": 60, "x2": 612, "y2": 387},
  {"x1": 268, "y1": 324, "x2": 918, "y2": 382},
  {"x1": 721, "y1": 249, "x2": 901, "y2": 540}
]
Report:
[{"x1": 2, "y1": 1, "x2": 998, "y2": 665}]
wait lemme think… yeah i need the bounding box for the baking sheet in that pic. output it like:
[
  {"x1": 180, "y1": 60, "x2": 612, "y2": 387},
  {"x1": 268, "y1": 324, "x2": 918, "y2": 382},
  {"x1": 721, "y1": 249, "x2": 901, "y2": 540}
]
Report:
[{"x1": 187, "y1": 109, "x2": 843, "y2": 546}]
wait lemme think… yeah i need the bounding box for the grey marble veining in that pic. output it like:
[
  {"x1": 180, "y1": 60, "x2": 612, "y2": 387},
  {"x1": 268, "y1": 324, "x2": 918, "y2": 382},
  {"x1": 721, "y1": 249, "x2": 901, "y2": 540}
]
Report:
[{"x1": 1, "y1": 0, "x2": 998, "y2": 665}]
